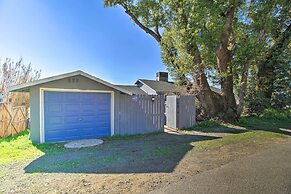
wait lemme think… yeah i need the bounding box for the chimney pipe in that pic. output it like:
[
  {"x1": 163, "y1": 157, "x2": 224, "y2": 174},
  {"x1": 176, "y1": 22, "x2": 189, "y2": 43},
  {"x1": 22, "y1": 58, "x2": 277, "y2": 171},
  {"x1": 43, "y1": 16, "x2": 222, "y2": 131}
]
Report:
[{"x1": 156, "y1": 72, "x2": 168, "y2": 82}]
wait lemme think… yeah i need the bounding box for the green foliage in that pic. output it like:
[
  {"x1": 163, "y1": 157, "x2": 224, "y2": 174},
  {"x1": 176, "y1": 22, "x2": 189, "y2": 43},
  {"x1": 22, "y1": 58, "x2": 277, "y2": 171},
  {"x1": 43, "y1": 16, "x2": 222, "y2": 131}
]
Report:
[
  {"x1": 260, "y1": 108, "x2": 291, "y2": 121},
  {"x1": 244, "y1": 43, "x2": 290, "y2": 114},
  {"x1": 104, "y1": 0, "x2": 168, "y2": 30},
  {"x1": 237, "y1": 108, "x2": 291, "y2": 130},
  {"x1": 271, "y1": 47, "x2": 291, "y2": 109},
  {"x1": 192, "y1": 119, "x2": 221, "y2": 129},
  {"x1": 161, "y1": 0, "x2": 228, "y2": 78},
  {"x1": 244, "y1": 92, "x2": 271, "y2": 115}
]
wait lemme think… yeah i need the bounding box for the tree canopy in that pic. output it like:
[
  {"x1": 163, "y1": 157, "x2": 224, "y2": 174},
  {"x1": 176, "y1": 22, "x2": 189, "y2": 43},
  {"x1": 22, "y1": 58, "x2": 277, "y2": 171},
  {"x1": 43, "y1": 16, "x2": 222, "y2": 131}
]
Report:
[{"x1": 104, "y1": 0, "x2": 290, "y2": 120}]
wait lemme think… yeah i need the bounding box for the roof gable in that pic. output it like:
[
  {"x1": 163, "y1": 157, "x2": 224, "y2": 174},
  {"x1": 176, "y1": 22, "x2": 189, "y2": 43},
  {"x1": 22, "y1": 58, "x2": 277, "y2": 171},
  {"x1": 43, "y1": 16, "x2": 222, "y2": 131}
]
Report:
[{"x1": 10, "y1": 71, "x2": 133, "y2": 95}]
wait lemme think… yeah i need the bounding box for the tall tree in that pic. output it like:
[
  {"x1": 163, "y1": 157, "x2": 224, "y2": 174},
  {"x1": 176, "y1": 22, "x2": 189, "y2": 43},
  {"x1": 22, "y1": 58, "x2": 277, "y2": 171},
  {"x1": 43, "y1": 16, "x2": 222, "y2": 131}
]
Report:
[{"x1": 104, "y1": 0, "x2": 289, "y2": 120}]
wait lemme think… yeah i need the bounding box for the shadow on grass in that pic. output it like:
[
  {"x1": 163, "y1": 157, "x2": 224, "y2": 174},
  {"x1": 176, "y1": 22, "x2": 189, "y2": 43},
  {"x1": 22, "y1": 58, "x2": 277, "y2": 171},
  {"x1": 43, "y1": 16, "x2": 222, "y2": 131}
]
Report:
[
  {"x1": 185, "y1": 119, "x2": 248, "y2": 134},
  {"x1": 188, "y1": 126, "x2": 248, "y2": 134},
  {"x1": 24, "y1": 132, "x2": 219, "y2": 174},
  {"x1": 236, "y1": 116, "x2": 291, "y2": 136}
]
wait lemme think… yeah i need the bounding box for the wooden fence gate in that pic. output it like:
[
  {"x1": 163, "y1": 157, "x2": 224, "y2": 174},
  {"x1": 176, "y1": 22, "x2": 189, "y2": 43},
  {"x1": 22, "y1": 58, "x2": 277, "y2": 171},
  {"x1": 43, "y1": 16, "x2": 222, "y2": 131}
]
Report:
[
  {"x1": 116, "y1": 94, "x2": 165, "y2": 135},
  {"x1": 0, "y1": 104, "x2": 28, "y2": 138}
]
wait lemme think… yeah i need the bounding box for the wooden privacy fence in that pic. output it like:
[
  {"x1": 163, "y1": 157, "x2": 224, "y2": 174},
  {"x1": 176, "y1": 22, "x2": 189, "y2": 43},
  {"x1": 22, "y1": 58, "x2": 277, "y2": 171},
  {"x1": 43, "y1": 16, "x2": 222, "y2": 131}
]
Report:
[
  {"x1": 116, "y1": 94, "x2": 165, "y2": 135},
  {"x1": 0, "y1": 104, "x2": 28, "y2": 138}
]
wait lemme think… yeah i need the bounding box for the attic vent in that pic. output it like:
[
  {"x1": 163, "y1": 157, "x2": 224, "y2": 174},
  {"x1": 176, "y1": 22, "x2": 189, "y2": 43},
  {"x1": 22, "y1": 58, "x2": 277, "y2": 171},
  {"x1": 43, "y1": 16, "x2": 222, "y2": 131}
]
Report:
[{"x1": 68, "y1": 77, "x2": 79, "y2": 83}]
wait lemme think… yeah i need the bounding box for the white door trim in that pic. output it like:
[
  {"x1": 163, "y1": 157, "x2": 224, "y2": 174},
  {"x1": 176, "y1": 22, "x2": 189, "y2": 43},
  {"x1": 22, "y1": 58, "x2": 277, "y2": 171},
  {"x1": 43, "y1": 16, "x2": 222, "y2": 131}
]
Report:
[{"x1": 39, "y1": 88, "x2": 115, "y2": 143}]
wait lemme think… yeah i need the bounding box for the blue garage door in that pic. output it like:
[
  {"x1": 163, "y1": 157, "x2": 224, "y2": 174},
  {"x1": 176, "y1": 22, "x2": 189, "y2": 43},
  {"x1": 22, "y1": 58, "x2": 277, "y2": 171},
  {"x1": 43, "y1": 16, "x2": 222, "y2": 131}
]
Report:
[{"x1": 44, "y1": 91, "x2": 111, "y2": 142}]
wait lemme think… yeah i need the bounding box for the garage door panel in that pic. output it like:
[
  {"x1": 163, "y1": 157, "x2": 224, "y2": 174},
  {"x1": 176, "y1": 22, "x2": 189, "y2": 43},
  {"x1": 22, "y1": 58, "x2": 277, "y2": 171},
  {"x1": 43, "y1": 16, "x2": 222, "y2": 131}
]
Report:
[
  {"x1": 45, "y1": 92, "x2": 65, "y2": 102},
  {"x1": 81, "y1": 104, "x2": 98, "y2": 112},
  {"x1": 44, "y1": 91, "x2": 111, "y2": 142},
  {"x1": 63, "y1": 116, "x2": 80, "y2": 124},
  {"x1": 80, "y1": 94, "x2": 96, "y2": 103},
  {"x1": 64, "y1": 104, "x2": 80, "y2": 112},
  {"x1": 47, "y1": 104, "x2": 62, "y2": 112},
  {"x1": 45, "y1": 116, "x2": 63, "y2": 126},
  {"x1": 64, "y1": 93, "x2": 80, "y2": 101},
  {"x1": 47, "y1": 124, "x2": 81, "y2": 131},
  {"x1": 45, "y1": 126, "x2": 108, "y2": 141}
]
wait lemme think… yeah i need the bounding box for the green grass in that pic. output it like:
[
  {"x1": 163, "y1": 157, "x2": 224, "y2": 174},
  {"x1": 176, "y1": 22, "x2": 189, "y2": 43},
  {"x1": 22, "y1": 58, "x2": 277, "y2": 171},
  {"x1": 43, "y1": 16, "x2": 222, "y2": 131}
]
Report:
[
  {"x1": 0, "y1": 130, "x2": 64, "y2": 166},
  {"x1": 143, "y1": 143, "x2": 189, "y2": 158},
  {"x1": 104, "y1": 132, "x2": 162, "y2": 141},
  {"x1": 187, "y1": 108, "x2": 290, "y2": 133},
  {"x1": 193, "y1": 131, "x2": 285, "y2": 150},
  {"x1": 186, "y1": 119, "x2": 246, "y2": 133},
  {"x1": 188, "y1": 109, "x2": 290, "y2": 150},
  {"x1": 190, "y1": 119, "x2": 221, "y2": 130}
]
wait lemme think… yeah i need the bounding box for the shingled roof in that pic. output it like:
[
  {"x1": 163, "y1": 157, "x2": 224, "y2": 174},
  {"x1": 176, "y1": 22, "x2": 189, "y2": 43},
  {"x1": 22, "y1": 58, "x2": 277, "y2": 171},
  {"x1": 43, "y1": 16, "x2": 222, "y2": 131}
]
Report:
[
  {"x1": 115, "y1": 85, "x2": 147, "y2": 95},
  {"x1": 136, "y1": 79, "x2": 177, "y2": 94}
]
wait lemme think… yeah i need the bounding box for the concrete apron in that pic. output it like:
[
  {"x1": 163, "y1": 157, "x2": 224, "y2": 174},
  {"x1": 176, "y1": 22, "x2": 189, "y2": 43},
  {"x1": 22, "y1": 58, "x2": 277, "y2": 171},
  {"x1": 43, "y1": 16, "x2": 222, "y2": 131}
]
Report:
[{"x1": 64, "y1": 139, "x2": 104, "y2": 148}]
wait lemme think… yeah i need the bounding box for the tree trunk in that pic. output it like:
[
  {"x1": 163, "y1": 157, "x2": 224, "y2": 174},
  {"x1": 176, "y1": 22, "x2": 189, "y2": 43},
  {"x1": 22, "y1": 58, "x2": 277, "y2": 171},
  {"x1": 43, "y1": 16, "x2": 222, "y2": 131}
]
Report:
[
  {"x1": 214, "y1": 6, "x2": 238, "y2": 120},
  {"x1": 187, "y1": 45, "x2": 231, "y2": 120},
  {"x1": 237, "y1": 60, "x2": 252, "y2": 116},
  {"x1": 195, "y1": 71, "x2": 225, "y2": 119}
]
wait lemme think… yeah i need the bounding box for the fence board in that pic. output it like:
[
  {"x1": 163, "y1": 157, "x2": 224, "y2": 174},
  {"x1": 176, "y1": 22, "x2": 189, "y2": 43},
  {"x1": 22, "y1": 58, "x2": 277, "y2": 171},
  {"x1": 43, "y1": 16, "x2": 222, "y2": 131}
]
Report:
[
  {"x1": 117, "y1": 94, "x2": 165, "y2": 135},
  {"x1": 0, "y1": 104, "x2": 27, "y2": 138}
]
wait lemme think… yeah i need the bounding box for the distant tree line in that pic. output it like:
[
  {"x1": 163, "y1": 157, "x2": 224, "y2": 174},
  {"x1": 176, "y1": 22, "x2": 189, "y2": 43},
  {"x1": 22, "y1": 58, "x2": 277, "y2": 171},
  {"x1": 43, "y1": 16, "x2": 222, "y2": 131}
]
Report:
[{"x1": 0, "y1": 58, "x2": 41, "y2": 106}]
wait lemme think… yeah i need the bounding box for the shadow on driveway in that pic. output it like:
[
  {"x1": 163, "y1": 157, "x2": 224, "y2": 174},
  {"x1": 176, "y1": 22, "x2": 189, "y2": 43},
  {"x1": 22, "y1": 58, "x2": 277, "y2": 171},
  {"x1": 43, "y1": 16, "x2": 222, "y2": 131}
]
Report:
[{"x1": 24, "y1": 133, "x2": 219, "y2": 174}]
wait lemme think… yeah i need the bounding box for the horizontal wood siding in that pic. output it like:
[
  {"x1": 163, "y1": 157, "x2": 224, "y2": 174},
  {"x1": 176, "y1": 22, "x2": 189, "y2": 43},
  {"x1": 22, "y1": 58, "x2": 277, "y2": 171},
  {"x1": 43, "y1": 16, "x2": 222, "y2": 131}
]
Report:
[{"x1": 116, "y1": 94, "x2": 165, "y2": 135}]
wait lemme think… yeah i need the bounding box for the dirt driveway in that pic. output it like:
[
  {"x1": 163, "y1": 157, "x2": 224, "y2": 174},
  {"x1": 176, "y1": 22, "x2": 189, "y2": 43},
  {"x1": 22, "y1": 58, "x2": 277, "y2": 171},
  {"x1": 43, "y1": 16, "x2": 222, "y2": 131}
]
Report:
[{"x1": 0, "y1": 130, "x2": 288, "y2": 194}]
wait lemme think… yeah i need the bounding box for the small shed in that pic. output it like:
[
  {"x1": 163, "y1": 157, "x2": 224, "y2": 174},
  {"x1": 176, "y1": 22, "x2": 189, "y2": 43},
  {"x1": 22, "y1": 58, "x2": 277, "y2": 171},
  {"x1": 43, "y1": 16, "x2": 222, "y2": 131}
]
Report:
[{"x1": 10, "y1": 71, "x2": 166, "y2": 143}]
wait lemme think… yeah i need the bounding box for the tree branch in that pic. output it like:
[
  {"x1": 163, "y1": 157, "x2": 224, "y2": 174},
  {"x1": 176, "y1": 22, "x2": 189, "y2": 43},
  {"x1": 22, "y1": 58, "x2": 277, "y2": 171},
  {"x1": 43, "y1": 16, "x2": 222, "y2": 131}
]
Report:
[{"x1": 120, "y1": 3, "x2": 162, "y2": 43}]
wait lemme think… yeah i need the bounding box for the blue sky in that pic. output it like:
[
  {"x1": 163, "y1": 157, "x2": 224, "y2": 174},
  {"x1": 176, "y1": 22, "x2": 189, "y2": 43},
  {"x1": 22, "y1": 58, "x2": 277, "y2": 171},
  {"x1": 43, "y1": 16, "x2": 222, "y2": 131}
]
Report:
[{"x1": 0, "y1": 0, "x2": 166, "y2": 84}]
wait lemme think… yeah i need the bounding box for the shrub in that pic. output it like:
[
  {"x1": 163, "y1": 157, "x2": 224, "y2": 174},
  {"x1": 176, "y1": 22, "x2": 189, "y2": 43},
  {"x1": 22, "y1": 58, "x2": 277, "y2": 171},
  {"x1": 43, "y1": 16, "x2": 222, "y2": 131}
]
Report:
[
  {"x1": 244, "y1": 92, "x2": 270, "y2": 115},
  {"x1": 260, "y1": 108, "x2": 291, "y2": 121},
  {"x1": 191, "y1": 119, "x2": 221, "y2": 129}
]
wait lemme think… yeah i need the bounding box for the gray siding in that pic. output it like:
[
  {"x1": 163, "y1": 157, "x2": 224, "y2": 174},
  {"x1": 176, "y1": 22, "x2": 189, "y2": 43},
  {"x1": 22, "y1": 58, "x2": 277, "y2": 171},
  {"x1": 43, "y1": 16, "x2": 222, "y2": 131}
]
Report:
[
  {"x1": 29, "y1": 86, "x2": 40, "y2": 142},
  {"x1": 116, "y1": 94, "x2": 165, "y2": 135}
]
